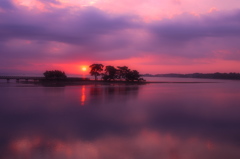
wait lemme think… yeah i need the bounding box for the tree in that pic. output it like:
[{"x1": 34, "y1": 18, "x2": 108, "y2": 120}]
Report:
[
  {"x1": 126, "y1": 70, "x2": 141, "y2": 81},
  {"x1": 43, "y1": 70, "x2": 67, "y2": 79},
  {"x1": 103, "y1": 65, "x2": 117, "y2": 81},
  {"x1": 117, "y1": 66, "x2": 130, "y2": 79},
  {"x1": 89, "y1": 64, "x2": 104, "y2": 80},
  {"x1": 89, "y1": 64, "x2": 145, "y2": 82}
]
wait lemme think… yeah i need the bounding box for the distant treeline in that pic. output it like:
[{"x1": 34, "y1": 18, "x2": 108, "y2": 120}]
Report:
[{"x1": 142, "y1": 72, "x2": 240, "y2": 80}]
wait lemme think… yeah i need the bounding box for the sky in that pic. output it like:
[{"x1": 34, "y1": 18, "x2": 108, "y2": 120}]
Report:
[{"x1": 0, "y1": 0, "x2": 240, "y2": 75}]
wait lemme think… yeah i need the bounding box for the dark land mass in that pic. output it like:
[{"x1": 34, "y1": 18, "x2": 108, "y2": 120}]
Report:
[
  {"x1": 142, "y1": 72, "x2": 240, "y2": 80},
  {"x1": 25, "y1": 79, "x2": 215, "y2": 87},
  {"x1": 1, "y1": 75, "x2": 217, "y2": 87}
]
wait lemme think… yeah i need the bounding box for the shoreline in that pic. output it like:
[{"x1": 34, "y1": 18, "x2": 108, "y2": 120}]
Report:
[
  {"x1": 16, "y1": 79, "x2": 218, "y2": 87},
  {"x1": 0, "y1": 77, "x2": 220, "y2": 87}
]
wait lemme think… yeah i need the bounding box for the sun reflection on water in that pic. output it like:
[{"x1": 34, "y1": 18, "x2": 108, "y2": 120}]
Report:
[{"x1": 80, "y1": 86, "x2": 86, "y2": 106}]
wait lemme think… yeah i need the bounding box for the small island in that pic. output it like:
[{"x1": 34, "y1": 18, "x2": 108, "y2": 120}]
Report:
[
  {"x1": 40, "y1": 64, "x2": 145, "y2": 83},
  {"x1": 40, "y1": 64, "x2": 146, "y2": 85},
  {"x1": 0, "y1": 64, "x2": 146, "y2": 86}
]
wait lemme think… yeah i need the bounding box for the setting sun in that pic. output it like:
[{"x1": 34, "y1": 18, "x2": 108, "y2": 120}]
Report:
[{"x1": 81, "y1": 66, "x2": 87, "y2": 71}]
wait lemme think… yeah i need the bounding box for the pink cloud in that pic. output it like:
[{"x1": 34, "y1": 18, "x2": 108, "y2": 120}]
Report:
[{"x1": 1, "y1": 1, "x2": 240, "y2": 74}]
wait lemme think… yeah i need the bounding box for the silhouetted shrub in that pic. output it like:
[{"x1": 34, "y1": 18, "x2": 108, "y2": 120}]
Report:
[{"x1": 43, "y1": 70, "x2": 67, "y2": 79}]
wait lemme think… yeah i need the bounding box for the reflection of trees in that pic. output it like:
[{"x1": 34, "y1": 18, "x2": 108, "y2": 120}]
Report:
[
  {"x1": 89, "y1": 84, "x2": 140, "y2": 105},
  {"x1": 90, "y1": 85, "x2": 140, "y2": 96},
  {"x1": 104, "y1": 85, "x2": 139, "y2": 96}
]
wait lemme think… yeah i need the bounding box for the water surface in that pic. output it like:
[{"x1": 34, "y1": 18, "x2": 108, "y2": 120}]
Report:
[{"x1": 0, "y1": 78, "x2": 240, "y2": 159}]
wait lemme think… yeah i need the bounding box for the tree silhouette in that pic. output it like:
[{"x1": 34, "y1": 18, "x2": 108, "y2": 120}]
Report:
[
  {"x1": 89, "y1": 64, "x2": 104, "y2": 80},
  {"x1": 89, "y1": 64, "x2": 145, "y2": 82},
  {"x1": 103, "y1": 65, "x2": 117, "y2": 81},
  {"x1": 125, "y1": 70, "x2": 141, "y2": 81},
  {"x1": 43, "y1": 70, "x2": 67, "y2": 79},
  {"x1": 117, "y1": 66, "x2": 130, "y2": 79}
]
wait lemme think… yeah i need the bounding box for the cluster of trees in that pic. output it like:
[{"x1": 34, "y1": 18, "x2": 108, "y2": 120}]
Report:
[
  {"x1": 43, "y1": 65, "x2": 145, "y2": 82},
  {"x1": 89, "y1": 64, "x2": 145, "y2": 82},
  {"x1": 43, "y1": 70, "x2": 67, "y2": 79}
]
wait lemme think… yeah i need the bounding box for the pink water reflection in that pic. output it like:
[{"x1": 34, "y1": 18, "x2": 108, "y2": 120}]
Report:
[
  {"x1": 1, "y1": 81, "x2": 240, "y2": 158},
  {"x1": 80, "y1": 85, "x2": 86, "y2": 106},
  {"x1": 5, "y1": 129, "x2": 240, "y2": 159}
]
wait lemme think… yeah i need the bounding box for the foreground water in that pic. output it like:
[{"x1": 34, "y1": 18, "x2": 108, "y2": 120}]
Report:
[{"x1": 0, "y1": 77, "x2": 240, "y2": 159}]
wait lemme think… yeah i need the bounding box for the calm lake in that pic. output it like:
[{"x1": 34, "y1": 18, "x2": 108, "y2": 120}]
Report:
[{"x1": 0, "y1": 77, "x2": 240, "y2": 159}]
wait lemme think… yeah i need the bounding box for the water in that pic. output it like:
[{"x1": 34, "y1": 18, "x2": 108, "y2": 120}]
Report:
[{"x1": 0, "y1": 78, "x2": 240, "y2": 159}]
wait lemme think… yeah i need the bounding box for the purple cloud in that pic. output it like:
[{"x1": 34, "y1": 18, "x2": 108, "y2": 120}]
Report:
[
  {"x1": 149, "y1": 10, "x2": 240, "y2": 41},
  {"x1": 0, "y1": 0, "x2": 15, "y2": 10},
  {"x1": 0, "y1": 7, "x2": 137, "y2": 44},
  {"x1": 0, "y1": 6, "x2": 141, "y2": 65},
  {"x1": 143, "y1": 10, "x2": 240, "y2": 59},
  {"x1": 38, "y1": 0, "x2": 61, "y2": 5},
  {"x1": 0, "y1": 5, "x2": 240, "y2": 73}
]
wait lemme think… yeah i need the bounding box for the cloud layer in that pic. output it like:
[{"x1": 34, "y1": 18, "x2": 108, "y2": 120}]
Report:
[{"x1": 0, "y1": 0, "x2": 240, "y2": 73}]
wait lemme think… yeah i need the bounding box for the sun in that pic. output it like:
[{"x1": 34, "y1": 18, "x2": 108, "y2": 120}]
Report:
[{"x1": 81, "y1": 66, "x2": 87, "y2": 71}]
